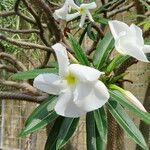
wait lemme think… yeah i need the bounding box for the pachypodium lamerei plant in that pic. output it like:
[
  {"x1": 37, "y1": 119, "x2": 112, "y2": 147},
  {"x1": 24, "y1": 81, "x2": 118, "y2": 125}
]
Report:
[{"x1": 13, "y1": 0, "x2": 150, "y2": 150}]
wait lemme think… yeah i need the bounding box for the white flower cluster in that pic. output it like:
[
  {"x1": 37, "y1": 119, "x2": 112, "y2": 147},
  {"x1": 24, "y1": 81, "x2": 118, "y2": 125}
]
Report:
[{"x1": 33, "y1": 0, "x2": 150, "y2": 118}]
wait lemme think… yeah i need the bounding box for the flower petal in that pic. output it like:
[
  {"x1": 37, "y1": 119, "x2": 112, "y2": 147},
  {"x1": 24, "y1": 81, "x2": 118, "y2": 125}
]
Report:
[
  {"x1": 108, "y1": 20, "x2": 130, "y2": 40},
  {"x1": 67, "y1": 0, "x2": 79, "y2": 9},
  {"x1": 124, "y1": 91, "x2": 147, "y2": 112},
  {"x1": 66, "y1": 12, "x2": 80, "y2": 21},
  {"x1": 69, "y1": 64, "x2": 103, "y2": 82},
  {"x1": 33, "y1": 73, "x2": 65, "y2": 95},
  {"x1": 129, "y1": 24, "x2": 144, "y2": 48},
  {"x1": 73, "y1": 81, "x2": 109, "y2": 112},
  {"x1": 86, "y1": 10, "x2": 94, "y2": 22},
  {"x1": 80, "y1": 2, "x2": 97, "y2": 9},
  {"x1": 52, "y1": 43, "x2": 70, "y2": 77},
  {"x1": 53, "y1": 1, "x2": 69, "y2": 20},
  {"x1": 115, "y1": 37, "x2": 127, "y2": 55},
  {"x1": 53, "y1": 0, "x2": 79, "y2": 20},
  {"x1": 143, "y1": 45, "x2": 150, "y2": 54},
  {"x1": 55, "y1": 89, "x2": 86, "y2": 117},
  {"x1": 79, "y1": 13, "x2": 86, "y2": 28},
  {"x1": 116, "y1": 35, "x2": 149, "y2": 62}
]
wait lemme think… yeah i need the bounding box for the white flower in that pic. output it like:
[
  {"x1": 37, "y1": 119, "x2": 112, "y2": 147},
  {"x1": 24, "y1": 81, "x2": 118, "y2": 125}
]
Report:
[
  {"x1": 53, "y1": 0, "x2": 77, "y2": 20},
  {"x1": 53, "y1": 0, "x2": 97, "y2": 28},
  {"x1": 33, "y1": 43, "x2": 109, "y2": 118},
  {"x1": 108, "y1": 20, "x2": 150, "y2": 62}
]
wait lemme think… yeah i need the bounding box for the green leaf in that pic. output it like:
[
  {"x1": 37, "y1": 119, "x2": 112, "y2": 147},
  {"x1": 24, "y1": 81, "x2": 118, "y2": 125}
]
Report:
[
  {"x1": 107, "y1": 101, "x2": 148, "y2": 150},
  {"x1": 45, "y1": 117, "x2": 64, "y2": 150},
  {"x1": 94, "y1": 107, "x2": 107, "y2": 142},
  {"x1": 94, "y1": 16, "x2": 109, "y2": 25},
  {"x1": 106, "y1": 55, "x2": 129, "y2": 74},
  {"x1": 95, "y1": 126, "x2": 105, "y2": 150},
  {"x1": 11, "y1": 68, "x2": 57, "y2": 80},
  {"x1": 93, "y1": 32, "x2": 114, "y2": 69},
  {"x1": 110, "y1": 72, "x2": 129, "y2": 84},
  {"x1": 109, "y1": 90, "x2": 150, "y2": 124},
  {"x1": 79, "y1": 27, "x2": 88, "y2": 45},
  {"x1": 146, "y1": 53, "x2": 150, "y2": 61},
  {"x1": 45, "y1": 117, "x2": 79, "y2": 150},
  {"x1": 20, "y1": 96, "x2": 58, "y2": 136},
  {"x1": 56, "y1": 118, "x2": 79, "y2": 149},
  {"x1": 86, "y1": 112, "x2": 106, "y2": 150},
  {"x1": 87, "y1": 23, "x2": 97, "y2": 42},
  {"x1": 86, "y1": 112, "x2": 97, "y2": 150},
  {"x1": 68, "y1": 33, "x2": 90, "y2": 66}
]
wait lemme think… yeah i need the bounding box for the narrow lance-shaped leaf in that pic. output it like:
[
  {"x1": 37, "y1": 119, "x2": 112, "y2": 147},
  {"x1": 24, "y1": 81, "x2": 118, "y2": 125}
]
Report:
[
  {"x1": 79, "y1": 27, "x2": 88, "y2": 45},
  {"x1": 94, "y1": 107, "x2": 107, "y2": 142},
  {"x1": 107, "y1": 101, "x2": 148, "y2": 150},
  {"x1": 45, "y1": 117, "x2": 79, "y2": 150},
  {"x1": 11, "y1": 68, "x2": 57, "y2": 80},
  {"x1": 56, "y1": 118, "x2": 79, "y2": 149},
  {"x1": 68, "y1": 33, "x2": 90, "y2": 66},
  {"x1": 95, "y1": 126, "x2": 105, "y2": 150},
  {"x1": 45, "y1": 117, "x2": 64, "y2": 150},
  {"x1": 106, "y1": 55, "x2": 129, "y2": 74},
  {"x1": 25, "y1": 95, "x2": 56, "y2": 125},
  {"x1": 109, "y1": 90, "x2": 150, "y2": 124},
  {"x1": 87, "y1": 23, "x2": 97, "y2": 42},
  {"x1": 93, "y1": 14, "x2": 109, "y2": 25},
  {"x1": 93, "y1": 32, "x2": 114, "y2": 69},
  {"x1": 20, "y1": 96, "x2": 58, "y2": 137},
  {"x1": 86, "y1": 112, "x2": 97, "y2": 150},
  {"x1": 110, "y1": 72, "x2": 129, "y2": 84}
]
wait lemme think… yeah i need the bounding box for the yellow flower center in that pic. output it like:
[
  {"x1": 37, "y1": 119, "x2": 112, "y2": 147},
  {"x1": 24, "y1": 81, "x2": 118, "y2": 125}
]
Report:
[
  {"x1": 64, "y1": 72, "x2": 76, "y2": 86},
  {"x1": 79, "y1": 7, "x2": 86, "y2": 14}
]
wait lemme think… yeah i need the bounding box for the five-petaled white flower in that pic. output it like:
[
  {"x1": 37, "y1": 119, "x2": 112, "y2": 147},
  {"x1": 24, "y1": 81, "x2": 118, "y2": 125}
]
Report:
[
  {"x1": 33, "y1": 43, "x2": 109, "y2": 118},
  {"x1": 109, "y1": 20, "x2": 150, "y2": 62},
  {"x1": 53, "y1": 0, "x2": 97, "y2": 28}
]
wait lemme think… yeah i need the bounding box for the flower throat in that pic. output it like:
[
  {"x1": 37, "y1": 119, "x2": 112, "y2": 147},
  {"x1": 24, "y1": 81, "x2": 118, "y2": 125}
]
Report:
[{"x1": 65, "y1": 72, "x2": 76, "y2": 86}]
